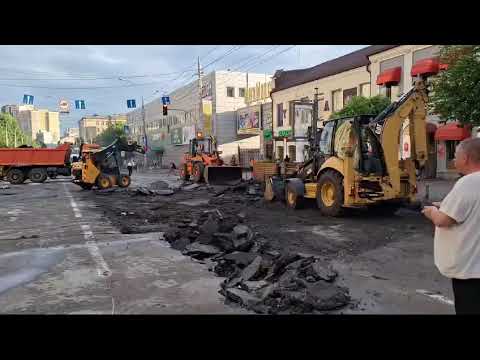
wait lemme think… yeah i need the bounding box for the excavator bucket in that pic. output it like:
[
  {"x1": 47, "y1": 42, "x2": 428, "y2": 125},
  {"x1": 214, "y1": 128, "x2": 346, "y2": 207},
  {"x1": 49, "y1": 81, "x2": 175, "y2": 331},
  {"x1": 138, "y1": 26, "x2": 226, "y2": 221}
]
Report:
[{"x1": 204, "y1": 166, "x2": 242, "y2": 185}]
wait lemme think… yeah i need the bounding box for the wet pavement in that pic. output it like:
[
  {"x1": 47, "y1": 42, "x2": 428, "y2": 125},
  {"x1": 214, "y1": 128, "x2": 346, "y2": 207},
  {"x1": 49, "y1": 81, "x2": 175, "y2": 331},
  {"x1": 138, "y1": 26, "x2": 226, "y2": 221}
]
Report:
[
  {"x1": 0, "y1": 171, "x2": 456, "y2": 314},
  {"x1": 0, "y1": 177, "x2": 243, "y2": 314}
]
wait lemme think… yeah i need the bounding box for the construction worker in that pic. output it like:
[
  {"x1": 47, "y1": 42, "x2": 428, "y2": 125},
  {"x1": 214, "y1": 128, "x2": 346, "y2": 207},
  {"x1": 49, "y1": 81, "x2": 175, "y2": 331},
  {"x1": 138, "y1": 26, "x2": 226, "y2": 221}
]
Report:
[
  {"x1": 169, "y1": 162, "x2": 177, "y2": 175},
  {"x1": 127, "y1": 159, "x2": 133, "y2": 176}
]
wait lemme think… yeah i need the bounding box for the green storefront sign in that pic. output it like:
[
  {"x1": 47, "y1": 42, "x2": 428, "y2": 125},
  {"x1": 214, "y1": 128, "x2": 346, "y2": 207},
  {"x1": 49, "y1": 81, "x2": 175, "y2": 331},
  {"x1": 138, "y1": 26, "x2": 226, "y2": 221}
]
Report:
[
  {"x1": 171, "y1": 128, "x2": 183, "y2": 145},
  {"x1": 263, "y1": 129, "x2": 273, "y2": 141},
  {"x1": 278, "y1": 129, "x2": 292, "y2": 138}
]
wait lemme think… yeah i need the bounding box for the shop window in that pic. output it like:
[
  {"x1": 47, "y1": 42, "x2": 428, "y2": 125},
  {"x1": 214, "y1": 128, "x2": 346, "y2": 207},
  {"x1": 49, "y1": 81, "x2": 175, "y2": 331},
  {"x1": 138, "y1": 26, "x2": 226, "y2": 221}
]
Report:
[
  {"x1": 343, "y1": 88, "x2": 357, "y2": 106},
  {"x1": 227, "y1": 87, "x2": 235, "y2": 97},
  {"x1": 277, "y1": 103, "x2": 284, "y2": 127},
  {"x1": 446, "y1": 140, "x2": 459, "y2": 169},
  {"x1": 380, "y1": 86, "x2": 392, "y2": 100},
  {"x1": 332, "y1": 89, "x2": 342, "y2": 112},
  {"x1": 277, "y1": 145, "x2": 284, "y2": 160},
  {"x1": 266, "y1": 143, "x2": 273, "y2": 159},
  {"x1": 288, "y1": 145, "x2": 296, "y2": 162},
  {"x1": 319, "y1": 121, "x2": 335, "y2": 155},
  {"x1": 360, "y1": 83, "x2": 370, "y2": 97},
  {"x1": 238, "y1": 88, "x2": 245, "y2": 97}
]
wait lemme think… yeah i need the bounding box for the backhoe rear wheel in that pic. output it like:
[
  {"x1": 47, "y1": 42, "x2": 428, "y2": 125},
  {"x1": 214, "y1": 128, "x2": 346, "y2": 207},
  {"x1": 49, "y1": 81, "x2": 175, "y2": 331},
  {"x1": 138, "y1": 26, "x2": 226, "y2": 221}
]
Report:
[
  {"x1": 118, "y1": 174, "x2": 131, "y2": 188},
  {"x1": 316, "y1": 170, "x2": 344, "y2": 217},
  {"x1": 192, "y1": 162, "x2": 204, "y2": 183},
  {"x1": 286, "y1": 183, "x2": 304, "y2": 209},
  {"x1": 29, "y1": 168, "x2": 48, "y2": 183},
  {"x1": 7, "y1": 168, "x2": 26, "y2": 184},
  {"x1": 97, "y1": 174, "x2": 112, "y2": 189}
]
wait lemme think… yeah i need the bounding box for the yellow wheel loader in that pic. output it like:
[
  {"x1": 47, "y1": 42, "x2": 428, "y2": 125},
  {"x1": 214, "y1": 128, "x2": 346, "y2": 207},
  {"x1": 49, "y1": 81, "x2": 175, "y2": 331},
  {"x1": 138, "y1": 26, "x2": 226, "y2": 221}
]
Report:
[
  {"x1": 72, "y1": 138, "x2": 145, "y2": 190},
  {"x1": 265, "y1": 78, "x2": 431, "y2": 216}
]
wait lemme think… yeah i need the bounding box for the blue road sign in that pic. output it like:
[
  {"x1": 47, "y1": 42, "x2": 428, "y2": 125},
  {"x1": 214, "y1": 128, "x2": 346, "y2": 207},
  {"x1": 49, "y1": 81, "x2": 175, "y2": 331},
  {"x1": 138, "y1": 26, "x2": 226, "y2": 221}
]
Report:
[
  {"x1": 75, "y1": 100, "x2": 86, "y2": 110},
  {"x1": 23, "y1": 94, "x2": 34, "y2": 105},
  {"x1": 161, "y1": 96, "x2": 170, "y2": 105},
  {"x1": 127, "y1": 99, "x2": 136, "y2": 108}
]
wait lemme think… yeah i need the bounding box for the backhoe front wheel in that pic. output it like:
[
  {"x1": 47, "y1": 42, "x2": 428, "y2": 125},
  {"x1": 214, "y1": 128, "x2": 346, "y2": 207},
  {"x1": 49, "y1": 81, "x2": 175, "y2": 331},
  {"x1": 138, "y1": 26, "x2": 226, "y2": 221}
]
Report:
[
  {"x1": 118, "y1": 174, "x2": 131, "y2": 188},
  {"x1": 97, "y1": 174, "x2": 112, "y2": 189},
  {"x1": 286, "y1": 183, "x2": 304, "y2": 209},
  {"x1": 192, "y1": 162, "x2": 204, "y2": 183},
  {"x1": 316, "y1": 170, "x2": 344, "y2": 217}
]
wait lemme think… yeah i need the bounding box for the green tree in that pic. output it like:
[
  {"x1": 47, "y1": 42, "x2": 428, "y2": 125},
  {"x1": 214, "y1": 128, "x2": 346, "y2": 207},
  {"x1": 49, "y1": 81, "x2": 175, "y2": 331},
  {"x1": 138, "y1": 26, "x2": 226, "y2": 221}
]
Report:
[
  {"x1": 430, "y1": 45, "x2": 480, "y2": 126},
  {"x1": 0, "y1": 112, "x2": 30, "y2": 148},
  {"x1": 94, "y1": 123, "x2": 127, "y2": 147},
  {"x1": 329, "y1": 95, "x2": 391, "y2": 119}
]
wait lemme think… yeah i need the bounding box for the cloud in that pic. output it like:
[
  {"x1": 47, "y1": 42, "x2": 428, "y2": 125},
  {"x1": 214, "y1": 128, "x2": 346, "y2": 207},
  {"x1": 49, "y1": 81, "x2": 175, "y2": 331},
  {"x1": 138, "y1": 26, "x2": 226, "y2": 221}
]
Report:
[{"x1": 0, "y1": 45, "x2": 367, "y2": 133}]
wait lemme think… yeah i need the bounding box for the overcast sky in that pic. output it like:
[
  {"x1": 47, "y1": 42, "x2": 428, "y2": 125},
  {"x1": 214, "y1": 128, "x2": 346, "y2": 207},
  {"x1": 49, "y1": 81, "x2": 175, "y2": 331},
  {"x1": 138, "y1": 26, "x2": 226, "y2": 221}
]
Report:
[{"x1": 0, "y1": 45, "x2": 366, "y2": 133}]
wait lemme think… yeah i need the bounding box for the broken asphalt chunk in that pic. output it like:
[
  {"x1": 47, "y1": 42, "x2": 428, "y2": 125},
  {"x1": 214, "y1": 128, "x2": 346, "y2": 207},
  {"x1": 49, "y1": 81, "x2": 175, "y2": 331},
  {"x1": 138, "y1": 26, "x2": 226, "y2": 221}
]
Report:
[
  {"x1": 182, "y1": 242, "x2": 221, "y2": 260},
  {"x1": 182, "y1": 183, "x2": 200, "y2": 191}
]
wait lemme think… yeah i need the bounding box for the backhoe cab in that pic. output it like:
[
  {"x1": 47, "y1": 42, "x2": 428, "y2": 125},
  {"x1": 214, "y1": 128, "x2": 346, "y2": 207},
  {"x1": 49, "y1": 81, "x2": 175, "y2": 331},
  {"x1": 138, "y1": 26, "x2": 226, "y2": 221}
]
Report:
[
  {"x1": 266, "y1": 78, "x2": 431, "y2": 216},
  {"x1": 180, "y1": 133, "x2": 242, "y2": 185},
  {"x1": 73, "y1": 137, "x2": 145, "y2": 190}
]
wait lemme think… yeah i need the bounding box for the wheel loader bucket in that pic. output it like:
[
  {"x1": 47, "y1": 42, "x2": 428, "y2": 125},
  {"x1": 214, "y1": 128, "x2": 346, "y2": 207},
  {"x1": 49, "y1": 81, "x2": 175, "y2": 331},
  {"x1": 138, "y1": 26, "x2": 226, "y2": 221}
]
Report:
[{"x1": 204, "y1": 166, "x2": 242, "y2": 185}]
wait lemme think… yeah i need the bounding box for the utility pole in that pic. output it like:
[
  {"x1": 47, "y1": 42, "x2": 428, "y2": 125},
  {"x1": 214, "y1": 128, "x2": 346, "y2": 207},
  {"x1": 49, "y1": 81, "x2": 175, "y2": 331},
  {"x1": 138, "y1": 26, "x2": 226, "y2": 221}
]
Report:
[
  {"x1": 141, "y1": 96, "x2": 147, "y2": 170},
  {"x1": 197, "y1": 56, "x2": 203, "y2": 135}
]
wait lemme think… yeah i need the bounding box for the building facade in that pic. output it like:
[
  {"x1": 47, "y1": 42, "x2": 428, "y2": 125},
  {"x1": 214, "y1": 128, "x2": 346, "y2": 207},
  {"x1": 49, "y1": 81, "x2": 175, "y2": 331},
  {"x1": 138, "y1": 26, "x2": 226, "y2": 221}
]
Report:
[
  {"x1": 79, "y1": 114, "x2": 127, "y2": 143},
  {"x1": 1, "y1": 104, "x2": 19, "y2": 118},
  {"x1": 126, "y1": 70, "x2": 272, "y2": 165},
  {"x1": 270, "y1": 44, "x2": 465, "y2": 179},
  {"x1": 16, "y1": 105, "x2": 61, "y2": 146},
  {"x1": 271, "y1": 45, "x2": 395, "y2": 163},
  {"x1": 60, "y1": 127, "x2": 80, "y2": 145}
]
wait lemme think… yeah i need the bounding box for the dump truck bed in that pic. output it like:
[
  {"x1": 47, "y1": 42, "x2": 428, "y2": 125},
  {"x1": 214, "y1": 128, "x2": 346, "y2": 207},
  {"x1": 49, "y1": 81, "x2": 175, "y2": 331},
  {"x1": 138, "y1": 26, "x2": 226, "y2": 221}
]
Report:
[{"x1": 0, "y1": 144, "x2": 71, "y2": 167}]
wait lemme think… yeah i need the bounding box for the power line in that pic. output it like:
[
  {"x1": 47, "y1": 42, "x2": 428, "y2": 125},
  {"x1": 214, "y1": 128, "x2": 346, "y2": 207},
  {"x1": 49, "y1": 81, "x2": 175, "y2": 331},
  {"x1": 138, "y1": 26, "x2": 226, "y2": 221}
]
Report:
[
  {"x1": 202, "y1": 46, "x2": 242, "y2": 69},
  {"x1": 0, "y1": 67, "x2": 196, "y2": 81}
]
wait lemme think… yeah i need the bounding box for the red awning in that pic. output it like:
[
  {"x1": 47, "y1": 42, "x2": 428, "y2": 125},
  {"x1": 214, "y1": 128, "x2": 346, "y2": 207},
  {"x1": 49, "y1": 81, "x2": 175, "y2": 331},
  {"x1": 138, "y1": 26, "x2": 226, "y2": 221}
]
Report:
[
  {"x1": 376, "y1": 67, "x2": 402, "y2": 86},
  {"x1": 435, "y1": 122, "x2": 471, "y2": 141},
  {"x1": 411, "y1": 57, "x2": 440, "y2": 77},
  {"x1": 439, "y1": 63, "x2": 449, "y2": 71}
]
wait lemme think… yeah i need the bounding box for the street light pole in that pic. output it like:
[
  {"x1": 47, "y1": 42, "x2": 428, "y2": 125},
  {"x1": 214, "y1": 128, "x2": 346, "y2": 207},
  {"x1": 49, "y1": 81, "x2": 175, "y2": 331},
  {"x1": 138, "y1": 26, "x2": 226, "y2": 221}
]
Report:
[{"x1": 142, "y1": 96, "x2": 147, "y2": 170}]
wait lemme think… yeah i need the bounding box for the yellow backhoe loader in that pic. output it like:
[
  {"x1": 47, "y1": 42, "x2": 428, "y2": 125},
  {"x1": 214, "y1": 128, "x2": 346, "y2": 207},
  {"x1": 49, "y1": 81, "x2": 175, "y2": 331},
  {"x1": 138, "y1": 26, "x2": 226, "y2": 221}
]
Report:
[
  {"x1": 265, "y1": 77, "x2": 432, "y2": 216},
  {"x1": 73, "y1": 138, "x2": 145, "y2": 190}
]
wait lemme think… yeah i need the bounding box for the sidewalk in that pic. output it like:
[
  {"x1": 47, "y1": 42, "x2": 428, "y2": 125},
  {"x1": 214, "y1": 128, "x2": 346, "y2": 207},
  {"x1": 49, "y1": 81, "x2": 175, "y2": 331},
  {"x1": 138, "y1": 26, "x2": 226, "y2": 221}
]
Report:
[{"x1": 417, "y1": 178, "x2": 456, "y2": 202}]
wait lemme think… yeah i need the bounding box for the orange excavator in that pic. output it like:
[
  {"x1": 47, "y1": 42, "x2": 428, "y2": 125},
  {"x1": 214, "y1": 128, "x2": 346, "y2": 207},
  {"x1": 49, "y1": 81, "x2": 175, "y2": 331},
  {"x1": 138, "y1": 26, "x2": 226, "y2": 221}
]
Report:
[{"x1": 179, "y1": 133, "x2": 242, "y2": 185}]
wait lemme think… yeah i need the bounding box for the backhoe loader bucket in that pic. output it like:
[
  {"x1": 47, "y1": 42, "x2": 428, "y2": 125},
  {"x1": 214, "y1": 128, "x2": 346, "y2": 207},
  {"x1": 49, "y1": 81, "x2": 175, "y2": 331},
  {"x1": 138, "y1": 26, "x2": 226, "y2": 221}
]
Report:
[{"x1": 204, "y1": 165, "x2": 242, "y2": 185}]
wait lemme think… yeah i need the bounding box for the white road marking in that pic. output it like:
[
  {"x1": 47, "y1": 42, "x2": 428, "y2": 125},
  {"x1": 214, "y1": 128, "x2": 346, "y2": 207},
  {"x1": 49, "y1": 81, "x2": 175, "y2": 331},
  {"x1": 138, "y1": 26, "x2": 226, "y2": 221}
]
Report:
[
  {"x1": 416, "y1": 289, "x2": 454, "y2": 306},
  {"x1": 63, "y1": 184, "x2": 111, "y2": 277}
]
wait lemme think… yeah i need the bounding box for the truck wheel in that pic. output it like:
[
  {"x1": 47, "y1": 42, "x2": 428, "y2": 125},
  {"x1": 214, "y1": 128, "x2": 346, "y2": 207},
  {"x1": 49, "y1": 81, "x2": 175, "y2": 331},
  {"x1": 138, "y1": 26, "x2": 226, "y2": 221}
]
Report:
[
  {"x1": 192, "y1": 162, "x2": 204, "y2": 183},
  {"x1": 29, "y1": 168, "x2": 48, "y2": 183},
  {"x1": 180, "y1": 165, "x2": 189, "y2": 181},
  {"x1": 97, "y1": 174, "x2": 112, "y2": 189},
  {"x1": 286, "y1": 183, "x2": 304, "y2": 209},
  {"x1": 316, "y1": 170, "x2": 344, "y2": 217},
  {"x1": 7, "y1": 168, "x2": 25, "y2": 184},
  {"x1": 118, "y1": 174, "x2": 131, "y2": 188}
]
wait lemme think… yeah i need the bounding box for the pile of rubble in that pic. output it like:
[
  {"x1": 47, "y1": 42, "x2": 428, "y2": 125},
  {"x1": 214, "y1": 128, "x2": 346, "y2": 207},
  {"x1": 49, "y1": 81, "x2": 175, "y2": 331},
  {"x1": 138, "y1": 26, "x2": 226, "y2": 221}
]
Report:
[{"x1": 163, "y1": 208, "x2": 350, "y2": 314}]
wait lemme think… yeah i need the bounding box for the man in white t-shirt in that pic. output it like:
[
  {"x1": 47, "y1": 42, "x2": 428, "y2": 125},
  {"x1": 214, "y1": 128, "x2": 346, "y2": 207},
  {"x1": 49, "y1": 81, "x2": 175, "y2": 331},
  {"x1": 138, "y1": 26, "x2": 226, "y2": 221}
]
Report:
[{"x1": 422, "y1": 137, "x2": 480, "y2": 314}]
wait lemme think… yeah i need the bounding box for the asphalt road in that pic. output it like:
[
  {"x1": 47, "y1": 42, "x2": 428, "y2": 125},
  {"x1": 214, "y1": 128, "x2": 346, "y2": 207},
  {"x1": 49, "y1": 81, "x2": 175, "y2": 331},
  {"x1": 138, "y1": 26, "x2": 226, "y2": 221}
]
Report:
[
  {"x1": 0, "y1": 176, "x2": 242, "y2": 314},
  {"x1": 0, "y1": 170, "x2": 456, "y2": 314}
]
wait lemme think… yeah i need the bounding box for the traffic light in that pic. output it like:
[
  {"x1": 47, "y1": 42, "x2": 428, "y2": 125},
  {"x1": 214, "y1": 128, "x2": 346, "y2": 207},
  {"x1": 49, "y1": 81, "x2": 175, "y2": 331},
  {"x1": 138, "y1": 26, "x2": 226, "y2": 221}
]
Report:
[{"x1": 163, "y1": 105, "x2": 168, "y2": 116}]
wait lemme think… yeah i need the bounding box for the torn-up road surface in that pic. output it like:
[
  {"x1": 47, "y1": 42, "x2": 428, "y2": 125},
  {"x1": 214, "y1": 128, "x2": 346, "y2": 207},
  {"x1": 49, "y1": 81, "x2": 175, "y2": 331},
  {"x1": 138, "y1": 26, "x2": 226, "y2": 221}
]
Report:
[{"x1": 0, "y1": 178, "x2": 244, "y2": 314}]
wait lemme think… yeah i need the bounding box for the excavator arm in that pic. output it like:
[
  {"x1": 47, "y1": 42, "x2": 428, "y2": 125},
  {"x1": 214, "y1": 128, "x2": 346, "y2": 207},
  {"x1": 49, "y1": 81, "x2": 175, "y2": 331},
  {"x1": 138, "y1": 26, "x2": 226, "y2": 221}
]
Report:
[{"x1": 370, "y1": 80, "x2": 429, "y2": 194}]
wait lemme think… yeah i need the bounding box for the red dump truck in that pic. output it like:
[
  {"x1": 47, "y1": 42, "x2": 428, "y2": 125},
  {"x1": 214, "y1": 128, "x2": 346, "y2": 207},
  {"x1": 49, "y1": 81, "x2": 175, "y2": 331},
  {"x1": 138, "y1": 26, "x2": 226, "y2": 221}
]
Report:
[{"x1": 0, "y1": 143, "x2": 72, "y2": 184}]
